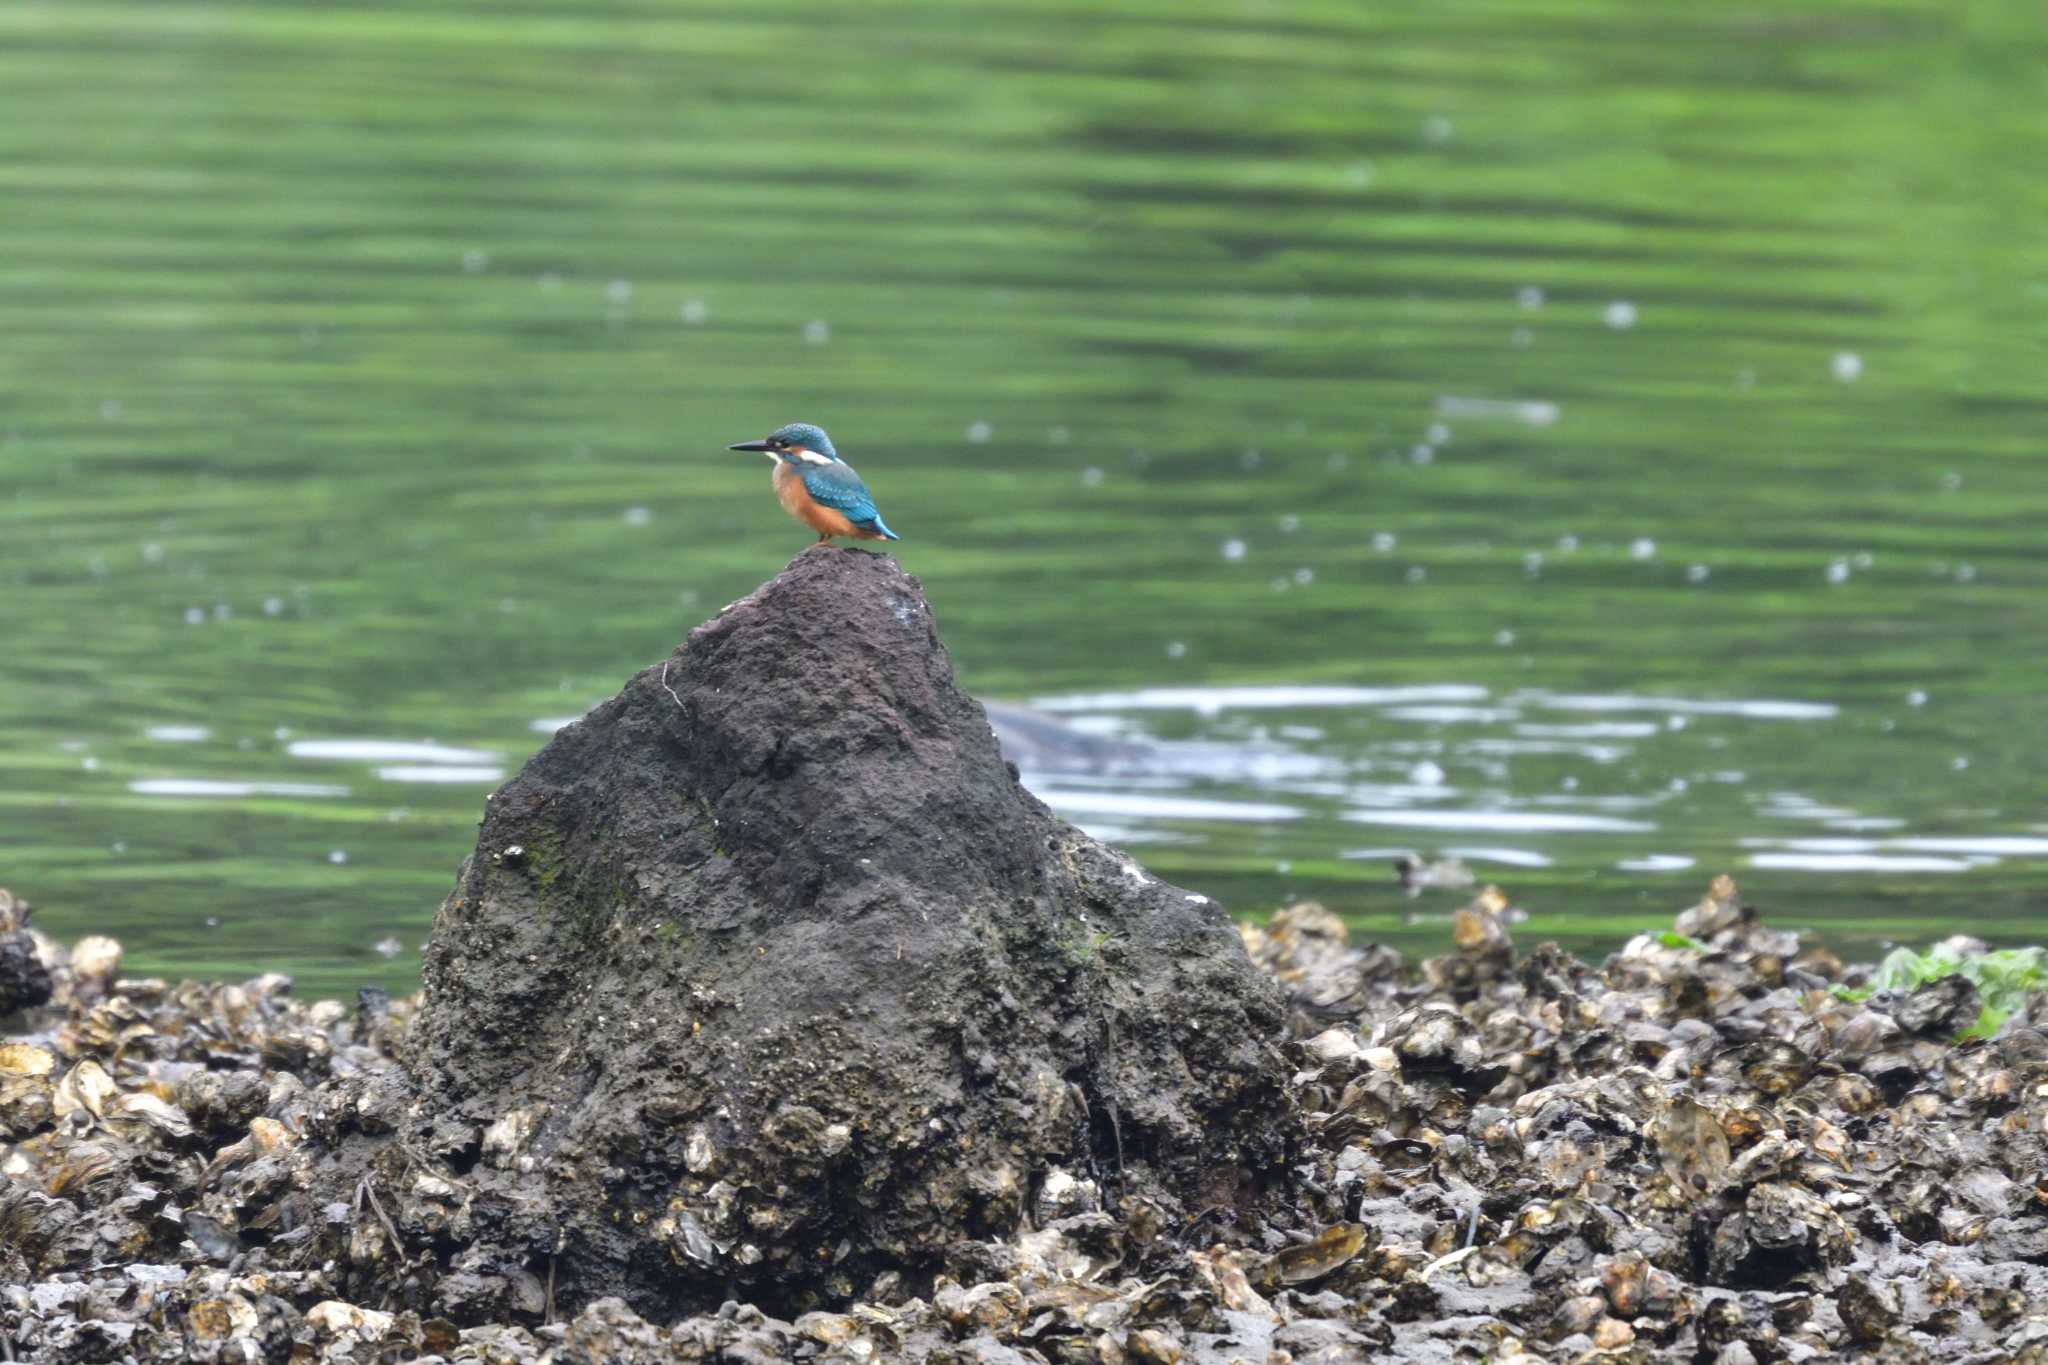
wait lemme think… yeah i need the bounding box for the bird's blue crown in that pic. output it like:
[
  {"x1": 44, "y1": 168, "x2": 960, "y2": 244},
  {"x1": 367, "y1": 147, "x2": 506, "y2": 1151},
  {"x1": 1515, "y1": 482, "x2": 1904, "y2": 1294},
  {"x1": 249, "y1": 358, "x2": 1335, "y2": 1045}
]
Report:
[{"x1": 769, "y1": 422, "x2": 836, "y2": 459}]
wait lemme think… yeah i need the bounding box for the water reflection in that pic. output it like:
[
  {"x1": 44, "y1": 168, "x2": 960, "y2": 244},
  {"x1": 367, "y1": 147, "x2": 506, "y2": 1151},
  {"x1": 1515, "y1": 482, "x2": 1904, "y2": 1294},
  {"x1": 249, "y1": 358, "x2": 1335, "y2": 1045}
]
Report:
[
  {"x1": 287, "y1": 740, "x2": 498, "y2": 765},
  {"x1": 375, "y1": 765, "x2": 505, "y2": 785},
  {"x1": 130, "y1": 778, "x2": 350, "y2": 798},
  {"x1": 996, "y1": 682, "x2": 2034, "y2": 909},
  {"x1": 1347, "y1": 810, "x2": 1655, "y2": 833}
]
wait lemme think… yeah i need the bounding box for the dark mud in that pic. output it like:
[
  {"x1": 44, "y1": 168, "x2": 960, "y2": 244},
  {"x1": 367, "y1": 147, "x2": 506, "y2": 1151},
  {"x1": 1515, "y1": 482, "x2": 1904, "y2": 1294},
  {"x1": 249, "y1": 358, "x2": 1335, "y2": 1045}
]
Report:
[{"x1": 4, "y1": 549, "x2": 2046, "y2": 1361}]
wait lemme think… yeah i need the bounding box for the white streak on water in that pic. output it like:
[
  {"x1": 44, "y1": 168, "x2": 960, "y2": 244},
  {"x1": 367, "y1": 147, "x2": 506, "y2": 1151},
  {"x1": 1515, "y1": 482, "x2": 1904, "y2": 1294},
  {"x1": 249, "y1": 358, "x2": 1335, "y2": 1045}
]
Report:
[
  {"x1": 1381, "y1": 705, "x2": 1521, "y2": 724},
  {"x1": 1617, "y1": 854, "x2": 1696, "y2": 872},
  {"x1": 1748, "y1": 852, "x2": 1981, "y2": 873},
  {"x1": 1032, "y1": 684, "x2": 1488, "y2": 715},
  {"x1": 1344, "y1": 809, "x2": 1653, "y2": 833},
  {"x1": 1890, "y1": 836, "x2": 2048, "y2": 856},
  {"x1": 1744, "y1": 835, "x2": 2048, "y2": 858},
  {"x1": 1459, "y1": 738, "x2": 1629, "y2": 764},
  {"x1": 1515, "y1": 722, "x2": 1661, "y2": 739},
  {"x1": 1441, "y1": 845, "x2": 1553, "y2": 868},
  {"x1": 144, "y1": 725, "x2": 212, "y2": 742},
  {"x1": 288, "y1": 739, "x2": 498, "y2": 764},
  {"x1": 375, "y1": 765, "x2": 505, "y2": 785},
  {"x1": 1527, "y1": 693, "x2": 1838, "y2": 720},
  {"x1": 1038, "y1": 791, "x2": 1301, "y2": 822},
  {"x1": 130, "y1": 779, "x2": 350, "y2": 798},
  {"x1": 1434, "y1": 396, "x2": 1560, "y2": 427}
]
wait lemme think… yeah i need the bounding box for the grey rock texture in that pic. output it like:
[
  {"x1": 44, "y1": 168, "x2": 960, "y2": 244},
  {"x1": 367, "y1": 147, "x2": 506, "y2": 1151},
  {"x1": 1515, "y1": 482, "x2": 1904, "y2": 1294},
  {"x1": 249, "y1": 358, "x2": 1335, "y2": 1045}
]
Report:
[
  {"x1": 396, "y1": 546, "x2": 1291, "y2": 1316},
  {"x1": 0, "y1": 888, "x2": 53, "y2": 1016}
]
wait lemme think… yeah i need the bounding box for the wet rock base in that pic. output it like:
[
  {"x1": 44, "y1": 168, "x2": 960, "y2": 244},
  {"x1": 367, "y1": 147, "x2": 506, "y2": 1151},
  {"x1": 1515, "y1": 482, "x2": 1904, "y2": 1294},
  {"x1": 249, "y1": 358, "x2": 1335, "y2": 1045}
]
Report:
[{"x1": 5, "y1": 875, "x2": 2047, "y2": 1363}]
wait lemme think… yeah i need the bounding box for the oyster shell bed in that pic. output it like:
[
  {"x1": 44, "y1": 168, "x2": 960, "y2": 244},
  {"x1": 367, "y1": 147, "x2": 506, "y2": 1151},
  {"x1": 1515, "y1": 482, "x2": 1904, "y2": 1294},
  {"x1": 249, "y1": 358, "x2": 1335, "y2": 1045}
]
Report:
[{"x1": 3, "y1": 877, "x2": 2045, "y2": 1364}]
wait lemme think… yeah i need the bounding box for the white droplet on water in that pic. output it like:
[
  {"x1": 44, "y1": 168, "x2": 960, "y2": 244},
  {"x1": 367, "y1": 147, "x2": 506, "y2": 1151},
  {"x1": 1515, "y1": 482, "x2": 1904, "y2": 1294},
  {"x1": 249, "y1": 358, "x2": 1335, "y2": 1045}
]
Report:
[
  {"x1": 1826, "y1": 560, "x2": 1850, "y2": 584},
  {"x1": 328, "y1": 849, "x2": 349, "y2": 865},
  {"x1": 1079, "y1": 466, "x2": 1104, "y2": 488},
  {"x1": 966, "y1": 421, "x2": 992, "y2": 444},
  {"x1": 680, "y1": 298, "x2": 709, "y2": 324},
  {"x1": 1604, "y1": 301, "x2": 1638, "y2": 330},
  {"x1": 1630, "y1": 537, "x2": 1656, "y2": 561},
  {"x1": 1221, "y1": 539, "x2": 1248, "y2": 562},
  {"x1": 605, "y1": 279, "x2": 633, "y2": 304},
  {"x1": 1830, "y1": 351, "x2": 1863, "y2": 382},
  {"x1": 1906, "y1": 690, "x2": 1928, "y2": 707},
  {"x1": 1686, "y1": 564, "x2": 1710, "y2": 583},
  {"x1": 1371, "y1": 531, "x2": 1396, "y2": 552},
  {"x1": 803, "y1": 319, "x2": 830, "y2": 345},
  {"x1": 623, "y1": 506, "x2": 652, "y2": 526},
  {"x1": 1408, "y1": 760, "x2": 1446, "y2": 787},
  {"x1": 462, "y1": 249, "x2": 488, "y2": 273},
  {"x1": 1517, "y1": 286, "x2": 1545, "y2": 311}
]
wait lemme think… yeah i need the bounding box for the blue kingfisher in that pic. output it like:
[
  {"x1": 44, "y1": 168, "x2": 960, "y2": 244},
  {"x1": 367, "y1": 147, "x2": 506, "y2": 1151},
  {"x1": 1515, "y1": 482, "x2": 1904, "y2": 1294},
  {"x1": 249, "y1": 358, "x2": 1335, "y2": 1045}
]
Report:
[{"x1": 726, "y1": 422, "x2": 900, "y2": 544}]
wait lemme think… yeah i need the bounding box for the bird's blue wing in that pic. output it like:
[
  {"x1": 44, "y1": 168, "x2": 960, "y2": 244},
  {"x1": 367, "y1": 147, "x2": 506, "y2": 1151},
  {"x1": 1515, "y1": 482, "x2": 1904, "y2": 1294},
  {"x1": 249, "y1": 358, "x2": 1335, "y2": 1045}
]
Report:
[{"x1": 800, "y1": 461, "x2": 880, "y2": 525}]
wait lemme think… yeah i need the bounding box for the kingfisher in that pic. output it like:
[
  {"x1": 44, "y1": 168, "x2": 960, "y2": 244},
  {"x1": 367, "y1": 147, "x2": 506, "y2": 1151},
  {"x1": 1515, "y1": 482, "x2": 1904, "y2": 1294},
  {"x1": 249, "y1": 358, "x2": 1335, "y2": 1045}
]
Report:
[{"x1": 726, "y1": 422, "x2": 900, "y2": 544}]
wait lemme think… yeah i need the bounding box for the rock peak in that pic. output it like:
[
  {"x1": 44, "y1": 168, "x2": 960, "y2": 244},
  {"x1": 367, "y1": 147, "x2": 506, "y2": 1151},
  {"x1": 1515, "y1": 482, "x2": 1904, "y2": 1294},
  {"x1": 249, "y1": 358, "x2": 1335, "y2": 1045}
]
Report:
[{"x1": 395, "y1": 548, "x2": 1289, "y2": 1318}]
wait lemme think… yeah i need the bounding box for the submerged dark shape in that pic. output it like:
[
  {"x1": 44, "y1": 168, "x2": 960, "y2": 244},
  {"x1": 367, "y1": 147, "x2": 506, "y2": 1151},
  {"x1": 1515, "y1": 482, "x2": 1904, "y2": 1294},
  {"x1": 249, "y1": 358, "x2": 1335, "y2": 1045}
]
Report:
[{"x1": 370, "y1": 547, "x2": 1289, "y2": 1317}]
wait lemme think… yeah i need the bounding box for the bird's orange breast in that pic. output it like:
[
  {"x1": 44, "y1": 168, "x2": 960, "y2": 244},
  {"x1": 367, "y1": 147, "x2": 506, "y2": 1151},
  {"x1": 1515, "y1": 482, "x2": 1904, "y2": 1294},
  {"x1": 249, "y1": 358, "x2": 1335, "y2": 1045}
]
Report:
[{"x1": 773, "y1": 462, "x2": 859, "y2": 538}]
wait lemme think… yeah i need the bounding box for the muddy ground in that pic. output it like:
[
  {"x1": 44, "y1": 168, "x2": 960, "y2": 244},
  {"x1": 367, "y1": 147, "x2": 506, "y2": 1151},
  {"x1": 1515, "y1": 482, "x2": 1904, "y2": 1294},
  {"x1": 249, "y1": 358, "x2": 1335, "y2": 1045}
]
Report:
[{"x1": 3, "y1": 875, "x2": 2045, "y2": 1363}]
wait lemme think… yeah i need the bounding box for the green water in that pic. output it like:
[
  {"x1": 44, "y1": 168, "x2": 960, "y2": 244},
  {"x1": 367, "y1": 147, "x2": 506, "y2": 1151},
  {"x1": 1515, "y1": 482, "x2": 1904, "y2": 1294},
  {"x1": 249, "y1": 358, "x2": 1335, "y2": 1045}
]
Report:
[{"x1": 3, "y1": 1, "x2": 2045, "y2": 999}]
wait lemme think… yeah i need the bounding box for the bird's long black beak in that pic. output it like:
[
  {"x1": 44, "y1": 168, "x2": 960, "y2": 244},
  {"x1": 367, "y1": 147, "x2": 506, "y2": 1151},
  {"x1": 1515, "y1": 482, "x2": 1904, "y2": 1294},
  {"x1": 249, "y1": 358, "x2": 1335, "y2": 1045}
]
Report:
[{"x1": 727, "y1": 440, "x2": 774, "y2": 453}]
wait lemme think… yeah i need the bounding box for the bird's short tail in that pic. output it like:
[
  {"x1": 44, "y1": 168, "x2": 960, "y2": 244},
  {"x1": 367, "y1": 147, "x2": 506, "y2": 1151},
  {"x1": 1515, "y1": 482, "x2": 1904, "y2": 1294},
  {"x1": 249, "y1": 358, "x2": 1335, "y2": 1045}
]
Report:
[{"x1": 865, "y1": 516, "x2": 900, "y2": 541}]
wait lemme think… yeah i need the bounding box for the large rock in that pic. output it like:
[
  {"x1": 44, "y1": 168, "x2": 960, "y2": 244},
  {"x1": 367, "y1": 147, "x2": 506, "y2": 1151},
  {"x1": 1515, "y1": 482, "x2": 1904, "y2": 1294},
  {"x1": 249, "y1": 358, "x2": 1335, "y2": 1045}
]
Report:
[{"x1": 398, "y1": 547, "x2": 1290, "y2": 1317}]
